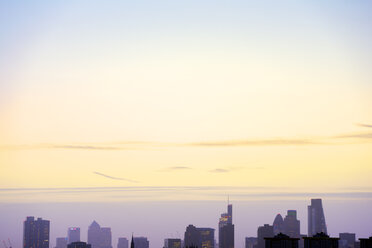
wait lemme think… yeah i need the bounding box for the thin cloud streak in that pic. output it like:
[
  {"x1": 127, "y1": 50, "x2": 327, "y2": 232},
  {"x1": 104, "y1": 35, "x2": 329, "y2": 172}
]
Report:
[
  {"x1": 356, "y1": 123, "x2": 372, "y2": 128},
  {"x1": 93, "y1": 171, "x2": 139, "y2": 183},
  {"x1": 210, "y1": 168, "x2": 229, "y2": 173},
  {"x1": 334, "y1": 133, "x2": 372, "y2": 139},
  {"x1": 187, "y1": 138, "x2": 321, "y2": 147}
]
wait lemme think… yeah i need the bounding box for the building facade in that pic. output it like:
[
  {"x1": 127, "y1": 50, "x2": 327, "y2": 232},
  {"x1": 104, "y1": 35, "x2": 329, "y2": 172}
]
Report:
[
  {"x1": 87, "y1": 221, "x2": 112, "y2": 248},
  {"x1": 283, "y1": 211, "x2": 300, "y2": 238},
  {"x1": 257, "y1": 225, "x2": 274, "y2": 248},
  {"x1": 308, "y1": 199, "x2": 327, "y2": 237},
  {"x1": 219, "y1": 204, "x2": 234, "y2": 248},
  {"x1": 23, "y1": 217, "x2": 50, "y2": 248},
  {"x1": 68, "y1": 228, "x2": 81, "y2": 244}
]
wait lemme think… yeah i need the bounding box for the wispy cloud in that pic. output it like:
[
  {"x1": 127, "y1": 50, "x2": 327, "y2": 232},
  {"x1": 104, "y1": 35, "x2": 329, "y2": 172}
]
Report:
[
  {"x1": 93, "y1": 172, "x2": 139, "y2": 183},
  {"x1": 356, "y1": 123, "x2": 372, "y2": 128},
  {"x1": 334, "y1": 133, "x2": 372, "y2": 139},
  {"x1": 187, "y1": 138, "x2": 320, "y2": 147},
  {"x1": 210, "y1": 168, "x2": 229, "y2": 173}
]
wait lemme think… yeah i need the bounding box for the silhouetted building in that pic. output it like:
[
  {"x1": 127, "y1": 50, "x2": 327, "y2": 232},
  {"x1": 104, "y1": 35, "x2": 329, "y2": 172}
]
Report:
[
  {"x1": 130, "y1": 236, "x2": 134, "y2": 248},
  {"x1": 164, "y1": 239, "x2": 181, "y2": 248},
  {"x1": 219, "y1": 204, "x2": 234, "y2": 248},
  {"x1": 68, "y1": 228, "x2": 81, "y2": 243},
  {"x1": 273, "y1": 215, "x2": 284, "y2": 235},
  {"x1": 246, "y1": 238, "x2": 257, "y2": 248},
  {"x1": 68, "y1": 242, "x2": 92, "y2": 248},
  {"x1": 265, "y1": 233, "x2": 299, "y2": 248},
  {"x1": 359, "y1": 237, "x2": 372, "y2": 248},
  {"x1": 185, "y1": 225, "x2": 200, "y2": 248},
  {"x1": 283, "y1": 211, "x2": 300, "y2": 238},
  {"x1": 257, "y1": 224, "x2": 274, "y2": 248},
  {"x1": 23, "y1": 216, "x2": 50, "y2": 248},
  {"x1": 303, "y1": 233, "x2": 338, "y2": 248},
  {"x1": 199, "y1": 228, "x2": 215, "y2": 248},
  {"x1": 308, "y1": 199, "x2": 327, "y2": 237},
  {"x1": 56, "y1": 238, "x2": 68, "y2": 248},
  {"x1": 339, "y1": 233, "x2": 355, "y2": 248},
  {"x1": 184, "y1": 225, "x2": 215, "y2": 248},
  {"x1": 87, "y1": 221, "x2": 112, "y2": 248},
  {"x1": 118, "y1": 238, "x2": 129, "y2": 248},
  {"x1": 133, "y1": 237, "x2": 149, "y2": 248}
]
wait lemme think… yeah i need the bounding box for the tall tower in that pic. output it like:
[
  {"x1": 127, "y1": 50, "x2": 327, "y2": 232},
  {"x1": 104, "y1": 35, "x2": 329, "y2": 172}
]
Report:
[
  {"x1": 23, "y1": 216, "x2": 50, "y2": 248},
  {"x1": 68, "y1": 228, "x2": 81, "y2": 243},
  {"x1": 219, "y1": 203, "x2": 234, "y2": 248},
  {"x1": 283, "y1": 210, "x2": 300, "y2": 238},
  {"x1": 273, "y1": 214, "x2": 284, "y2": 235},
  {"x1": 88, "y1": 221, "x2": 112, "y2": 248},
  {"x1": 308, "y1": 199, "x2": 327, "y2": 237}
]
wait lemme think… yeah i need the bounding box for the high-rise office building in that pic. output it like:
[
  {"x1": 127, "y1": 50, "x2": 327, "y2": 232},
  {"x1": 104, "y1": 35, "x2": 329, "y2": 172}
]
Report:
[
  {"x1": 339, "y1": 233, "x2": 356, "y2": 248},
  {"x1": 118, "y1": 238, "x2": 129, "y2": 248},
  {"x1": 68, "y1": 228, "x2": 81, "y2": 244},
  {"x1": 87, "y1": 221, "x2": 112, "y2": 248},
  {"x1": 199, "y1": 228, "x2": 215, "y2": 248},
  {"x1": 219, "y1": 204, "x2": 234, "y2": 248},
  {"x1": 23, "y1": 216, "x2": 50, "y2": 248},
  {"x1": 303, "y1": 233, "x2": 338, "y2": 248},
  {"x1": 283, "y1": 210, "x2": 300, "y2": 238},
  {"x1": 133, "y1": 237, "x2": 149, "y2": 248},
  {"x1": 308, "y1": 199, "x2": 327, "y2": 237},
  {"x1": 68, "y1": 242, "x2": 91, "y2": 248},
  {"x1": 359, "y1": 237, "x2": 372, "y2": 248},
  {"x1": 257, "y1": 224, "x2": 274, "y2": 248},
  {"x1": 264, "y1": 233, "x2": 299, "y2": 248},
  {"x1": 56, "y1": 238, "x2": 68, "y2": 248},
  {"x1": 185, "y1": 225, "x2": 200, "y2": 248},
  {"x1": 164, "y1": 239, "x2": 181, "y2": 248},
  {"x1": 273, "y1": 214, "x2": 284, "y2": 235},
  {"x1": 184, "y1": 225, "x2": 215, "y2": 248}
]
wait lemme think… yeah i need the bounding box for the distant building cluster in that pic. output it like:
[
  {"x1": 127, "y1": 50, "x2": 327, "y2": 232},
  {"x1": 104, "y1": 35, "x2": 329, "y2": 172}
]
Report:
[{"x1": 22, "y1": 199, "x2": 372, "y2": 248}]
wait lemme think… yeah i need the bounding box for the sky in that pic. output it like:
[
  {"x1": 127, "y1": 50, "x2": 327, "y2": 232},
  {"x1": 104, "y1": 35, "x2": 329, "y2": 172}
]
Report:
[{"x1": 0, "y1": 0, "x2": 372, "y2": 247}]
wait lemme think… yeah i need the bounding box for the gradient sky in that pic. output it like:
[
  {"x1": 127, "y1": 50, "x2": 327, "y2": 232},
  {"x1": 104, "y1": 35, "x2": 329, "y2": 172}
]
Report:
[{"x1": 0, "y1": 1, "x2": 372, "y2": 247}]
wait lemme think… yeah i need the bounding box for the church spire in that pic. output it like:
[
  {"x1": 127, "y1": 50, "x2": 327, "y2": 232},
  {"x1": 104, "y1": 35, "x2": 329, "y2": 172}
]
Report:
[{"x1": 131, "y1": 234, "x2": 135, "y2": 248}]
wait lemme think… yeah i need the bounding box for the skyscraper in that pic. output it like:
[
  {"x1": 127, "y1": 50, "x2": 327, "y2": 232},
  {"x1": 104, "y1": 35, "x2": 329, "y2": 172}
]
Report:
[
  {"x1": 185, "y1": 225, "x2": 200, "y2": 248},
  {"x1": 87, "y1": 221, "x2": 112, "y2": 248},
  {"x1": 199, "y1": 228, "x2": 215, "y2": 248},
  {"x1": 257, "y1": 224, "x2": 274, "y2": 248},
  {"x1": 219, "y1": 204, "x2": 234, "y2": 248},
  {"x1": 264, "y1": 233, "x2": 299, "y2": 248},
  {"x1": 308, "y1": 199, "x2": 327, "y2": 237},
  {"x1": 164, "y1": 239, "x2": 182, "y2": 248},
  {"x1": 133, "y1": 237, "x2": 149, "y2": 248},
  {"x1": 118, "y1": 238, "x2": 129, "y2": 248},
  {"x1": 273, "y1": 214, "x2": 284, "y2": 235},
  {"x1": 283, "y1": 210, "x2": 300, "y2": 238},
  {"x1": 184, "y1": 225, "x2": 215, "y2": 248},
  {"x1": 23, "y1": 216, "x2": 50, "y2": 248},
  {"x1": 68, "y1": 228, "x2": 81, "y2": 244}
]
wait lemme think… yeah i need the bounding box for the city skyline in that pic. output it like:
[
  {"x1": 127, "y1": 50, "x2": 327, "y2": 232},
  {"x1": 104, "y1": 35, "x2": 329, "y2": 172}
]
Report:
[{"x1": 1, "y1": 1, "x2": 371, "y2": 248}]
